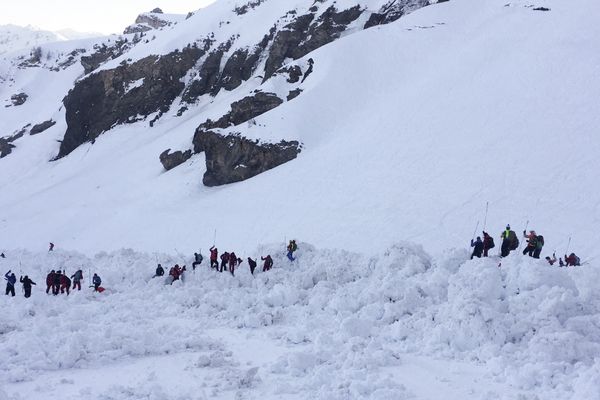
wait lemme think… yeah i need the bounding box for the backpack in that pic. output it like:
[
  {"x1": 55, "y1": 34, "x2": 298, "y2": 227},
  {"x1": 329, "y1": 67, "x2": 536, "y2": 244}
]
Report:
[
  {"x1": 536, "y1": 235, "x2": 544, "y2": 249},
  {"x1": 508, "y1": 231, "x2": 519, "y2": 250},
  {"x1": 575, "y1": 256, "x2": 581, "y2": 266},
  {"x1": 488, "y1": 237, "x2": 495, "y2": 249}
]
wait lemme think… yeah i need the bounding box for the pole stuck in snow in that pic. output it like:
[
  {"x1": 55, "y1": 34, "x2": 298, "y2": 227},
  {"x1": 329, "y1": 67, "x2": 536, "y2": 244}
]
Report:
[
  {"x1": 524, "y1": 219, "x2": 529, "y2": 234},
  {"x1": 472, "y1": 221, "x2": 479, "y2": 241},
  {"x1": 566, "y1": 236, "x2": 572, "y2": 255},
  {"x1": 483, "y1": 201, "x2": 489, "y2": 231}
]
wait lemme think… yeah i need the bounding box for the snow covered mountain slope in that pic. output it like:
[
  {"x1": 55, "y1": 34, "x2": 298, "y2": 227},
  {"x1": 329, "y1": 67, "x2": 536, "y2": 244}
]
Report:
[
  {"x1": 0, "y1": 24, "x2": 64, "y2": 55},
  {"x1": 0, "y1": 0, "x2": 599, "y2": 263}
]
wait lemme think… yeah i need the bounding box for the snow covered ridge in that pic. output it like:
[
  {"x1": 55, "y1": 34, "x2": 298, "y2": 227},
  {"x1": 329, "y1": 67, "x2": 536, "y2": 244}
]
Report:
[
  {"x1": 123, "y1": 8, "x2": 187, "y2": 34},
  {"x1": 1, "y1": 243, "x2": 599, "y2": 399}
]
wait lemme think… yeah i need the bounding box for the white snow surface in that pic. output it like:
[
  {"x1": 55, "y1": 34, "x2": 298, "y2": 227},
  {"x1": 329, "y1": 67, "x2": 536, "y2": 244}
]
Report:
[{"x1": 0, "y1": 244, "x2": 599, "y2": 399}]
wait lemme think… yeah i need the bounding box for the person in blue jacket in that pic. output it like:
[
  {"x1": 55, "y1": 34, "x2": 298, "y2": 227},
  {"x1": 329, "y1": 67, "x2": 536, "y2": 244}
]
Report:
[
  {"x1": 92, "y1": 273, "x2": 102, "y2": 291},
  {"x1": 4, "y1": 270, "x2": 16, "y2": 297}
]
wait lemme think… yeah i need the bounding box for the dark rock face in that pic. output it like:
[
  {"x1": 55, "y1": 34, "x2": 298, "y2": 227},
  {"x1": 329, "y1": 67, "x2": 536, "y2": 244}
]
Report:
[
  {"x1": 81, "y1": 39, "x2": 132, "y2": 75},
  {"x1": 0, "y1": 138, "x2": 15, "y2": 158},
  {"x1": 199, "y1": 92, "x2": 283, "y2": 131},
  {"x1": 160, "y1": 149, "x2": 192, "y2": 171},
  {"x1": 9, "y1": 92, "x2": 28, "y2": 107},
  {"x1": 59, "y1": 46, "x2": 203, "y2": 158},
  {"x1": 263, "y1": 5, "x2": 362, "y2": 81},
  {"x1": 30, "y1": 120, "x2": 56, "y2": 135},
  {"x1": 287, "y1": 89, "x2": 303, "y2": 101},
  {"x1": 193, "y1": 130, "x2": 301, "y2": 186},
  {"x1": 364, "y1": 0, "x2": 431, "y2": 29},
  {"x1": 234, "y1": 0, "x2": 266, "y2": 15}
]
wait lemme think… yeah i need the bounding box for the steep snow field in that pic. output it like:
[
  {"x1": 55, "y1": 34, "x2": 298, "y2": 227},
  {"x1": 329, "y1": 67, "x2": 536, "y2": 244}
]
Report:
[
  {"x1": 1, "y1": 244, "x2": 599, "y2": 399},
  {"x1": 1, "y1": 0, "x2": 599, "y2": 261}
]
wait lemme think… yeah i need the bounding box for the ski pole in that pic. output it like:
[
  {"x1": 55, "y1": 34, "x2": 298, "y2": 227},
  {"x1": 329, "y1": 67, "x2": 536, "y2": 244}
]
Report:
[
  {"x1": 523, "y1": 220, "x2": 529, "y2": 234},
  {"x1": 565, "y1": 236, "x2": 571, "y2": 255},
  {"x1": 483, "y1": 202, "x2": 489, "y2": 231},
  {"x1": 471, "y1": 221, "x2": 479, "y2": 241}
]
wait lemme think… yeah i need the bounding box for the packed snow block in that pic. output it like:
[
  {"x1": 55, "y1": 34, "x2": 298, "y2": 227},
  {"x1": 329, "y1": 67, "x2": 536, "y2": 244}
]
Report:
[
  {"x1": 263, "y1": 5, "x2": 362, "y2": 81},
  {"x1": 59, "y1": 46, "x2": 203, "y2": 158},
  {"x1": 159, "y1": 148, "x2": 192, "y2": 171},
  {"x1": 194, "y1": 130, "x2": 300, "y2": 186},
  {"x1": 29, "y1": 119, "x2": 56, "y2": 135}
]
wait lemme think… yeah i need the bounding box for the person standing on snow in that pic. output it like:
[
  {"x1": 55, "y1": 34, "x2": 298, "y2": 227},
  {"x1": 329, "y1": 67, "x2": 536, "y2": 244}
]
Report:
[
  {"x1": 154, "y1": 264, "x2": 165, "y2": 277},
  {"x1": 46, "y1": 270, "x2": 56, "y2": 294},
  {"x1": 522, "y1": 230, "x2": 537, "y2": 257},
  {"x1": 92, "y1": 273, "x2": 102, "y2": 291},
  {"x1": 500, "y1": 225, "x2": 518, "y2": 257},
  {"x1": 60, "y1": 273, "x2": 71, "y2": 295},
  {"x1": 287, "y1": 240, "x2": 298, "y2": 261},
  {"x1": 20, "y1": 275, "x2": 36, "y2": 298},
  {"x1": 48, "y1": 242, "x2": 54, "y2": 252},
  {"x1": 209, "y1": 246, "x2": 219, "y2": 269},
  {"x1": 192, "y1": 252, "x2": 203, "y2": 271},
  {"x1": 71, "y1": 269, "x2": 84, "y2": 291},
  {"x1": 220, "y1": 252, "x2": 230, "y2": 272},
  {"x1": 470, "y1": 237, "x2": 484, "y2": 259},
  {"x1": 247, "y1": 258, "x2": 257, "y2": 275},
  {"x1": 53, "y1": 270, "x2": 62, "y2": 295},
  {"x1": 482, "y1": 231, "x2": 494, "y2": 257},
  {"x1": 4, "y1": 270, "x2": 16, "y2": 297},
  {"x1": 229, "y1": 252, "x2": 241, "y2": 276},
  {"x1": 261, "y1": 255, "x2": 273, "y2": 272},
  {"x1": 533, "y1": 234, "x2": 544, "y2": 259}
]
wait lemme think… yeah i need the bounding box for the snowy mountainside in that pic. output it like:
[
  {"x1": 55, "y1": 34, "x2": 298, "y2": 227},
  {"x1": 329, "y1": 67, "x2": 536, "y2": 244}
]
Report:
[
  {"x1": 0, "y1": 0, "x2": 599, "y2": 262},
  {"x1": 123, "y1": 8, "x2": 187, "y2": 34},
  {"x1": 0, "y1": 24, "x2": 64, "y2": 55}
]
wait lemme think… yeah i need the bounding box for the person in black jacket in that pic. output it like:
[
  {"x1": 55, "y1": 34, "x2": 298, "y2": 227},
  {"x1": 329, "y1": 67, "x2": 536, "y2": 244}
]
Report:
[
  {"x1": 192, "y1": 252, "x2": 203, "y2": 271},
  {"x1": 247, "y1": 258, "x2": 257, "y2": 275},
  {"x1": 5, "y1": 270, "x2": 16, "y2": 297},
  {"x1": 470, "y1": 237, "x2": 484, "y2": 259},
  {"x1": 154, "y1": 264, "x2": 164, "y2": 277},
  {"x1": 20, "y1": 275, "x2": 36, "y2": 298}
]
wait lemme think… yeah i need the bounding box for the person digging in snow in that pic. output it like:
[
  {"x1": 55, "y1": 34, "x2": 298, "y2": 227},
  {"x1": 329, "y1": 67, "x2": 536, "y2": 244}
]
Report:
[
  {"x1": 220, "y1": 252, "x2": 230, "y2": 272},
  {"x1": 192, "y1": 252, "x2": 203, "y2": 271},
  {"x1": 20, "y1": 275, "x2": 36, "y2": 298},
  {"x1": 154, "y1": 264, "x2": 165, "y2": 277},
  {"x1": 53, "y1": 270, "x2": 62, "y2": 295},
  {"x1": 564, "y1": 253, "x2": 581, "y2": 266},
  {"x1": 92, "y1": 273, "x2": 102, "y2": 291},
  {"x1": 4, "y1": 270, "x2": 16, "y2": 297},
  {"x1": 209, "y1": 246, "x2": 219, "y2": 269},
  {"x1": 287, "y1": 240, "x2": 297, "y2": 261},
  {"x1": 247, "y1": 257, "x2": 257, "y2": 275},
  {"x1": 522, "y1": 230, "x2": 537, "y2": 257},
  {"x1": 470, "y1": 236, "x2": 484, "y2": 259},
  {"x1": 71, "y1": 269, "x2": 83, "y2": 291},
  {"x1": 46, "y1": 270, "x2": 56, "y2": 294},
  {"x1": 500, "y1": 225, "x2": 518, "y2": 257},
  {"x1": 482, "y1": 231, "x2": 494, "y2": 257},
  {"x1": 261, "y1": 255, "x2": 273, "y2": 272}
]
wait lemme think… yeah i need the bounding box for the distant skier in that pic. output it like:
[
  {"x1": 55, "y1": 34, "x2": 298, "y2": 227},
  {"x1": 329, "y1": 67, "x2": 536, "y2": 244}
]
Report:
[
  {"x1": 482, "y1": 231, "x2": 494, "y2": 257},
  {"x1": 500, "y1": 225, "x2": 518, "y2": 257},
  {"x1": 71, "y1": 269, "x2": 84, "y2": 291},
  {"x1": 470, "y1": 236, "x2": 484, "y2": 259},
  {"x1": 522, "y1": 230, "x2": 537, "y2": 257},
  {"x1": 247, "y1": 257, "x2": 257, "y2": 275},
  {"x1": 210, "y1": 246, "x2": 219, "y2": 269},
  {"x1": 220, "y1": 252, "x2": 230, "y2": 272},
  {"x1": 533, "y1": 234, "x2": 544, "y2": 259},
  {"x1": 53, "y1": 270, "x2": 62, "y2": 295},
  {"x1": 4, "y1": 270, "x2": 16, "y2": 297},
  {"x1": 60, "y1": 274, "x2": 71, "y2": 295},
  {"x1": 192, "y1": 252, "x2": 203, "y2": 271},
  {"x1": 46, "y1": 270, "x2": 56, "y2": 294},
  {"x1": 48, "y1": 242, "x2": 54, "y2": 252},
  {"x1": 287, "y1": 240, "x2": 297, "y2": 261},
  {"x1": 154, "y1": 263, "x2": 165, "y2": 277},
  {"x1": 92, "y1": 273, "x2": 102, "y2": 291},
  {"x1": 0, "y1": 253, "x2": 5, "y2": 258},
  {"x1": 261, "y1": 255, "x2": 273, "y2": 272},
  {"x1": 20, "y1": 275, "x2": 36, "y2": 298},
  {"x1": 564, "y1": 253, "x2": 581, "y2": 266}
]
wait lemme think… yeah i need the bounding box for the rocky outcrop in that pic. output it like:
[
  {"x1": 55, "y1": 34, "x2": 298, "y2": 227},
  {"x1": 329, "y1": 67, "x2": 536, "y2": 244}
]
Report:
[
  {"x1": 30, "y1": 120, "x2": 56, "y2": 135},
  {"x1": 59, "y1": 46, "x2": 203, "y2": 158},
  {"x1": 364, "y1": 0, "x2": 432, "y2": 29},
  {"x1": 159, "y1": 148, "x2": 192, "y2": 171},
  {"x1": 193, "y1": 130, "x2": 301, "y2": 186},
  {"x1": 0, "y1": 138, "x2": 15, "y2": 158},
  {"x1": 9, "y1": 92, "x2": 28, "y2": 107},
  {"x1": 80, "y1": 39, "x2": 133, "y2": 75},
  {"x1": 263, "y1": 5, "x2": 362, "y2": 81},
  {"x1": 199, "y1": 92, "x2": 284, "y2": 131}
]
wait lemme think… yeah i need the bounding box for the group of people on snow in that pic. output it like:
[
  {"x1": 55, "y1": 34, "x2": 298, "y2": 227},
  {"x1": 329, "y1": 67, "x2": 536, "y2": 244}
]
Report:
[{"x1": 470, "y1": 224, "x2": 581, "y2": 266}]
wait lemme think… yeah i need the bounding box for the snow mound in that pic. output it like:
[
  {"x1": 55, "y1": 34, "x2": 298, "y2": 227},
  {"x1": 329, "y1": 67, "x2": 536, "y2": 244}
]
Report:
[{"x1": 0, "y1": 243, "x2": 598, "y2": 398}]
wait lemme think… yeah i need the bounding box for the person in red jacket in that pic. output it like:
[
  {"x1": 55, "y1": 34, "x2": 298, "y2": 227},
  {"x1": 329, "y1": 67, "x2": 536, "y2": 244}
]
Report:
[
  {"x1": 261, "y1": 255, "x2": 273, "y2": 272},
  {"x1": 482, "y1": 231, "x2": 494, "y2": 257},
  {"x1": 209, "y1": 246, "x2": 219, "y2": 269},
  {"x1": 169, "y1": 264, "x2": 185, "y2": 283},
  {"x1": 564, "y1": 253, "x2": 581, "y2": 266},
  {"x1": 229, "y1": 252, "x2": 243, "y2": 276},
  {"x1": 220, "y1": 252, "x2": 230, "y2": 273},
  {"x1": 46, "y1": 270, "x2": 55, "y2": 294}
]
